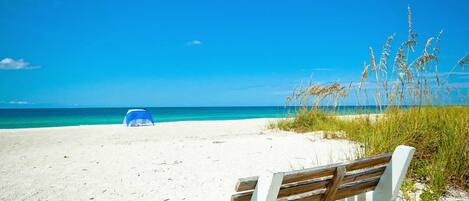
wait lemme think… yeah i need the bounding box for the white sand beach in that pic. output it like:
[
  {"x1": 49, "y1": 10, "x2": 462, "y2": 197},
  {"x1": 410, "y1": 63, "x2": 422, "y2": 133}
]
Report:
[{"x1": 0, "y1": 118, "x2": 360, "y2": 201}]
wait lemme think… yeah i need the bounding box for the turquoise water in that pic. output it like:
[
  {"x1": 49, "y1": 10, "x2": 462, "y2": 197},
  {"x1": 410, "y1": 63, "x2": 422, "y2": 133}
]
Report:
[{"x1": 0, "y1": 106, "x2": 378, "y2": 129}]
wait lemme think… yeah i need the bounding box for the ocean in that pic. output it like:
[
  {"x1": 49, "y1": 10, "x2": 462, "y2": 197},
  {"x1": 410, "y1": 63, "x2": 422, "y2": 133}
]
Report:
[{"x1": 0, "y1": 106, "x2": 379, "y2": 129}]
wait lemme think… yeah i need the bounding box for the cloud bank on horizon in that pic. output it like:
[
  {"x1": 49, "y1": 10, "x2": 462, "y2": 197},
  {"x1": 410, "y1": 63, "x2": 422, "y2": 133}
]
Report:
[{"x1": 0, "y1": 100, "x2": 30, "y2": 105}]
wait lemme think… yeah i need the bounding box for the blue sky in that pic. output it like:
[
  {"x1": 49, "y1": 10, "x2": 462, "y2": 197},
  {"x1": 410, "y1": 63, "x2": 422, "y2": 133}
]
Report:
[{"x1": 0, "y1": 0, "x2": 467, "y2": 108}]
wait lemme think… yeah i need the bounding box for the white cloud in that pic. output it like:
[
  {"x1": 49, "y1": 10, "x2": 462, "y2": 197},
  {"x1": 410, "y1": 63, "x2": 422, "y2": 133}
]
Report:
[
  {"x1": 187, "y1": 40, "x2": 202, "y2": 46},
  {"x1": 0, "y1": 58, "x2": 40, "y2": 70},
  {"x1": 311, "y1": 67, "x2": 333, "y2": 71},
  {"x1": 299, "y1": 67, "x2": 334, "y2": 72},
  {"x1": 0, "y1": 100, "x2": 30, "y2": 105}
]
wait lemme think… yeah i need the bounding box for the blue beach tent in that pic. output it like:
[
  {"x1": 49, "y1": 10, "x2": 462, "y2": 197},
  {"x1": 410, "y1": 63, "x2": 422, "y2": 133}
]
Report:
[{"x1": 123, "y1": 109, "x2": 155, "y2": 127}]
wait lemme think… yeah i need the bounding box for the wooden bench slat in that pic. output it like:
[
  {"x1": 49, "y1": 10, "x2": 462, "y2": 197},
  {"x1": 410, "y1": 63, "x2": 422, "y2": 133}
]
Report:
[
  {"x1": 234, "y1": 153, "x2": 391, "y2": 192},
  {"x1": 235, "y1": 176, "x2": 258, "y2": 192},
  {"x1": 231, "y1": 165, "x2": 387, "y2": 201},
  {"x1": 232, "y1": 177, "x2": 331, "y2": 201},
  {"x1": 279, "y1": 177, "x2": 381, "y2": 201},
  {"x1": 230, "y1": 190, "x2": 252, "y2": 201},
  {"x1": 334, "y1": 177, "x2": 380, "y2": 200},
  {"x1": 341, "y1": 165, "x2": 386, "y2": 185},
  {"x1": 278, "y1": 176, "x2": 330, "y2": 198},
  {"x1": 282, "y1": 165, "x2": 337, "y2": 185},
  {"x1": 235, "y1": 165, "x2": 337, "y2": 192},
  {"x1": 277, "y1": 189, "x2": 325, "y2": 201},
  {"x1": 345, "y1": 153, "x2": 392, "y2": 171}
]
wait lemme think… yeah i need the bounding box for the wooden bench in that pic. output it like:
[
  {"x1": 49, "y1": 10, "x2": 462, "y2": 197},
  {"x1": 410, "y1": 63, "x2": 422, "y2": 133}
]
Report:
[{"x1": 231, "y1": 145, "x2": 415, "y2": 201}]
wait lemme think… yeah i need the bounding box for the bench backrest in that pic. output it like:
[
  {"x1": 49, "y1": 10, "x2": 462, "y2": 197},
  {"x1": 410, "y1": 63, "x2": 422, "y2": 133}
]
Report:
[{"x1": 231, "y1": 145, "x2": 415, "y2": 201}]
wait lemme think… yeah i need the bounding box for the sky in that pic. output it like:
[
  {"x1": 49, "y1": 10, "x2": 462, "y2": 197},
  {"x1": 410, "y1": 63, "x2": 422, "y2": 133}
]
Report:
[{"x1": 0, "y1": 0, "x2": 467, "y2": 108}]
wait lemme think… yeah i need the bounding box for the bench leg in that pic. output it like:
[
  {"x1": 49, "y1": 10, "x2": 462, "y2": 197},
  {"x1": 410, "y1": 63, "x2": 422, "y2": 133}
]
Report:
[
  {"x1": 250, "y1": 172, "x2": 284, "y2": 201},
  {"x1": 369, "y1": 145, "x2": 415, "y2": 201}
]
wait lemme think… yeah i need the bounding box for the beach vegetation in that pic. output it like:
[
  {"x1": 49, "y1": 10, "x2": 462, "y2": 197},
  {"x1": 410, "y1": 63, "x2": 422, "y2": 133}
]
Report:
[{"x1": 273, "y1": 6, "x2": 468, "y2": 200}]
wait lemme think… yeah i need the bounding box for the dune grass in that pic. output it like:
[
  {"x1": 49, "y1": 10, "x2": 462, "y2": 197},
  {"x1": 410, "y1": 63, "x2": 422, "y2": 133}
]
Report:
[
  {"x1": 275, "y1": 107, "x2": 468, "y2": 199},
  {"x1": 275, "y1": 6, "x2": 468, "y2": 200}
]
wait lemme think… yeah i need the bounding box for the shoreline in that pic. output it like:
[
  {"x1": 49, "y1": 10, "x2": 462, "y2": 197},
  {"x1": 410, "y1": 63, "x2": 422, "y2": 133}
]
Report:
[
  {"x1": 0, "y1": 106, "x2": 385, "y2": 129},
  {"x1": 0, "y1": 117, "x2": 282, "y2": 131},
  {"x1": 0, "y1": 113, "x2": 383, "y2": 130}
]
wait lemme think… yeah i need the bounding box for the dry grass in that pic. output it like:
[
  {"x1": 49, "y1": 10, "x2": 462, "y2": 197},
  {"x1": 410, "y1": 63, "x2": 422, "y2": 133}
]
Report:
[{"x1": 275, "y1": 5, "x2": 468, "y2": 200}]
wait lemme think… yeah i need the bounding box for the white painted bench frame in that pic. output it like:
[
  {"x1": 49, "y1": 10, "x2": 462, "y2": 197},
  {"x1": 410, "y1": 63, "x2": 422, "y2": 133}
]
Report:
[{"x1": 250, "y1": 145, "x2": 415, "y2": 201}]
